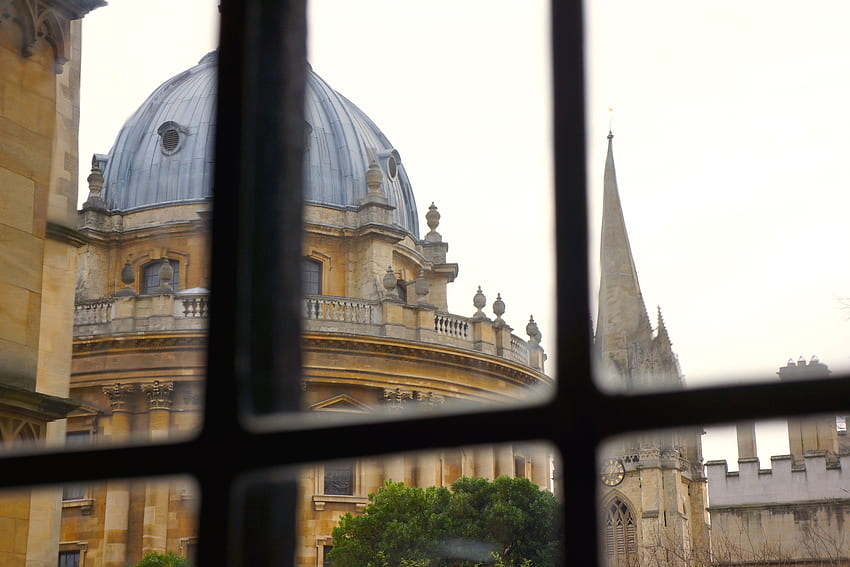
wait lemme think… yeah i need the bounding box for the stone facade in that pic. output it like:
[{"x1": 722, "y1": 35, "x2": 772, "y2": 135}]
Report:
[
  {"x1": 51, "y1": 53, "x2": 553, "y2": 567},
  {"x1": 0, "y1": 2, "x2": 101, "y2": 566}
]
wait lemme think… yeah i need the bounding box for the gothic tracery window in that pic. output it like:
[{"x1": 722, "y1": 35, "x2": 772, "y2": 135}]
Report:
[{"x1": 604, "y1": 497, "x2": 637, "y2": 565}]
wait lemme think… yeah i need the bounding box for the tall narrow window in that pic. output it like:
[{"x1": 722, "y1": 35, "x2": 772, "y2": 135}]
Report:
[
  {"x1": 604, "y1": 497, "x2": 637, "y2": 566},
  {"x1": 303, "y1": 258, "x2": 322, "y2": 295},
  {"x1": 62, "y1": 432, "x2": 91, "y2": 501}
]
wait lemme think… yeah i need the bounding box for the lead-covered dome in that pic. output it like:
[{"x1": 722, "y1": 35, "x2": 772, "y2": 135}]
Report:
[{"x1": 97, "y1": 52, "x2": 419, "y2": 237}]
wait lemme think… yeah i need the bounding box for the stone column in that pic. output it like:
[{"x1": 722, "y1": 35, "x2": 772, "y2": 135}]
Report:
[
  {"x1": 474, "y1": 447, "x2": 496, "y2": 480},
  {"x1": 415, "y1": 451, "x2": 441, "y2": 487},
  {"x1": 383, "y1": 454, "x2": 405, "y2": 485},
  {"x1": 140, "y1": 381, "x2": 174, "y2": 556},
  {"x1": 529, "y1": 445, "x2": 552, "y2": 491},
  {"x1": 495, "y1": 445, "x2": 515, "y2": 478},
  {"x1": 101, "y1": 384, "x2": 135, "y2": 567}
]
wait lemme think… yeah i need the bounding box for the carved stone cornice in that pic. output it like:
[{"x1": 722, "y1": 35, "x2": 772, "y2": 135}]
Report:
[
  {"x1": 0, "y1": 383, "x2": 78, "y2": 421},
  {"x1": 73, "y1": 333, "x2": 208, "y2": 355},
  {"x1": 102, "y1": 383, "x2": 135, "y2": 412},
  {"x1": 141, "y1": 380, "x2": 174, "y2": 410},
  {"x1": 303, "y1": 333, "x2": 549, "y2": 388},
  {"x1": 1, "y1": 0, "x2": 104, "y2": 72},
  {"x1": 47, "y1": 221, "x2": 89, "y2": 248}
]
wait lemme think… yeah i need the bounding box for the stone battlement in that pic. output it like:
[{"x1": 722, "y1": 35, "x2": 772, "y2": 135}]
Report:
[{"x1": 706, "y1": 452, "x2": 850, "y2": 507}]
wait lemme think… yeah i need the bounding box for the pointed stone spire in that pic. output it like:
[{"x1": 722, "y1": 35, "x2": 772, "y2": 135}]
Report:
[
  {"x1": 655, "y1": 306, "x2": 671, "y2": 348},
  {"x1": 595, "y1": 131, "x2": 653, "y2": 381}
]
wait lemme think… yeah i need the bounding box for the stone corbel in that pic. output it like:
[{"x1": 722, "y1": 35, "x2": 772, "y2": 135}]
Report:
[{"x1": 3, "y1": 0, "x2": 104, "y2": 73}]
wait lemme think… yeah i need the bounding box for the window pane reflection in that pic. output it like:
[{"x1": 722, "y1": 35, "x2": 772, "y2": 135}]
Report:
[{"x1": 586, "y1": 2, "x2": 850, "y2": 391}]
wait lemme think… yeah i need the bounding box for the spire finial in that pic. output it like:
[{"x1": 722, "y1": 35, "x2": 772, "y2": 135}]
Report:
[{"x1": 607, "y1": 107, "x2": 614, "y2": 139}]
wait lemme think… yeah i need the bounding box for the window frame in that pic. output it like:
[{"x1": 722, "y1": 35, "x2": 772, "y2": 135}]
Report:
[
  {"x1": 1, "y1": 2, "x2": 849, "y2": 567},
  {"x1": 141, "y1": 258, "x2": 180, "y2": 294},
  {"x1": 302, "y1": 257, "x2": 322, "y2": 296}
]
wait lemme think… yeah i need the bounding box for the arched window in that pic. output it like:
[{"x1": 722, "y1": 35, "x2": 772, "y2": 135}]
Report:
[
  {"x1": 604, "y1": 497, "x2": 637, "y2": 566},
  {"x1": 142, "y1": 259, "x2": 180, "y2": 294},
  {"x1": 303, "y1": 258, "x2": 322, "y2": 295}
]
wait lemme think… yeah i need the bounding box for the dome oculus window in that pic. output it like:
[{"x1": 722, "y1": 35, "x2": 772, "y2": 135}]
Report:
[
  {"x1": 386, "y1": 155, "x2": 398, "y2": 180},
  {"x1": 157, "y1": 121, "x2": 187, "y2": 155}
]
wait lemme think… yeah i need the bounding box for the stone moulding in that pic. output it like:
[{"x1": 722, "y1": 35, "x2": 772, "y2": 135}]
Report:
[
  {"x1": 302, "y1": 332, "x2": 550, "y2": 388},
  {"x1": 46, "y1": 221, "x2": 89, "y2": 247},
  {"x1": 72, "y1": 333, "x2": 208, "y2": 355},
  {"x1": 3, "y1": 0, "x2": 105, "y2": 72}
]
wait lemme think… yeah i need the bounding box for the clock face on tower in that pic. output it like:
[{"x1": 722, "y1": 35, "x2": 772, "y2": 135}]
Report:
[{"x1": 600, "y1": 458, "x2": 625, "y2": 487}]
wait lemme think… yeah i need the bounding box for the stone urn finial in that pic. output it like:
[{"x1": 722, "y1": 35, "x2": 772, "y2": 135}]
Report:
[
  {"x1": 415, "y1": 270, "x2": 430, "y2": 304},
  {"x1": 472, "y1": 286, "x2": 487, "y2": 319},
  {"x1": 115, "y1": 257, "x2": 137, "y2": 297},
  {"x1": 526, "y1": 315, "x2": 542, "y2": 345},
  {"x1": 382, "y1": 265, "x2": 398, "y2": 298},
  {"x1": 365, "y1": 160, "x2": 383, "y2": 195},
  {"x1": 425, "y1": 202, "x2": 442, "y2": 242},
  {"x1": 493, "y1": 293, "x2": 505, "y2": 325},
  {"x1": 84, "y1": 155, "x2": 105, "y2": 210},
  {"x1": 158, "y1": 258, "x2": 174, "y2": 293}
]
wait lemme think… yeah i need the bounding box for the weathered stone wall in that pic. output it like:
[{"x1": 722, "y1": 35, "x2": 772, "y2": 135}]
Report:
[{"x1": 707, "y1": 454, "x2": 850, "y2": 564}]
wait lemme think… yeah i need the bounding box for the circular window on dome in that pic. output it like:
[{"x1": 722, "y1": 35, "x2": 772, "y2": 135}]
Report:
[
  {"x1": 157, "y1": 121, "x2": 186, "y2": 155},
  {"x1": 386, "y1": 155, "x2": 398, "y2": 180}
]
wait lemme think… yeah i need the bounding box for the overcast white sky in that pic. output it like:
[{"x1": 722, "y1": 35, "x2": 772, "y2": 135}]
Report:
[{"x1": 77, "y1": 1, "x2": 850, "y2": 466}]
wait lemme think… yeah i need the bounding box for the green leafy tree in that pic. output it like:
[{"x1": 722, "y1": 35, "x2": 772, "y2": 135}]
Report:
[
  {"x1": 329, "y1": 476, "x2": 561, "y2": 567},
  {"x1": 128, "y1": 552, "x2": 192, "y2": 567}
]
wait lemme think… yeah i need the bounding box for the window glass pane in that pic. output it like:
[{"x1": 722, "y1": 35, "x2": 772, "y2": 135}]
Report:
[
  {"x1": 62, "y1": 0, "x2": 219, "y2": 454},
  {"x1": 586, "y1": 3, "x2": 850, "y2": 391},
  {"x1": 0, "y1": 475, "x2": 198, "y2": 565},
  {"x1": 236, "y1": 443, "x2": 561, "y2": 566},
  {"x1": 598, "y1": 416, "x2": 849, "y2": 566},
  {"x1": 0, "y1": 0, "x2": 217, "y2": 455},
  {"x1": 141, "y1": 260, "x2": 181, "y2": 294},
  {"x1": 249, "y1": 0, "x2": 555, "y2": 425}
]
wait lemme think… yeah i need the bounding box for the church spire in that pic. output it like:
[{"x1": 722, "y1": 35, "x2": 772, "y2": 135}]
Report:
[{"x1": 595, "y1": 132, "x2": 653, "y2": 383}]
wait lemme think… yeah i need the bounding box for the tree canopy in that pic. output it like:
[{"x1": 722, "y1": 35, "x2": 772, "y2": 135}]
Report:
[
  {"x1": 328, "y1": 476, "x2": 562, "y2": 567},
  {"x1": 128, "y1": 552, "x2": 192, "y2": 567}
]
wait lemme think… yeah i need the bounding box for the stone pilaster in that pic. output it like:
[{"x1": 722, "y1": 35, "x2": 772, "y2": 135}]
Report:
[
  {"x1": 495, "y1": 445, "x2": 515, "y2": 478},
  {"x1": 140, "y1": 381, "x2": 173, "y2": 556},
  {"x1": 101, "y1": 383, "x2": 134, "y2": 567}
]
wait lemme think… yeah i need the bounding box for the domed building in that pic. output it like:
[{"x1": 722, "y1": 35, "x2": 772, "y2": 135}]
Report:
[{"x1": 65, "y1": 52, "x2": 552, "y2": 567}]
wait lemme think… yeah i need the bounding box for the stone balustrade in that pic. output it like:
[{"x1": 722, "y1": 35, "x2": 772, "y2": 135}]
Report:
[
  {"x1": 304, "y1": 296, "x2": 378, "y2": 324},
  {"x1": 74, "y1": 299, "x2": 114, "y2": 325},
  {"x1": 434, "y1": 313, "x2": 470, "y2": 339},
  {"x1": 73, "y1": 291, "x2": 210, "y2": 336},
  {"x1": 74, "y1": 292, "x2": 546, "y2": 372}
]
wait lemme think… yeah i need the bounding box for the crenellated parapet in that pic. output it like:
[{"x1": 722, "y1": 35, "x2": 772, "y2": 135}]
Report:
[{"x1": 706, "y1": 452, "x2": 850, "y2": 508}]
